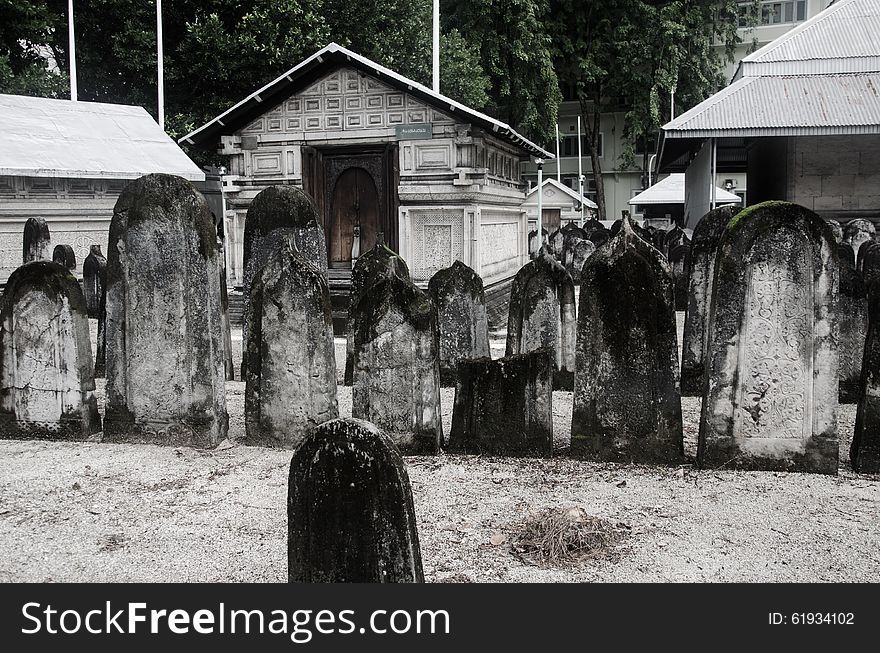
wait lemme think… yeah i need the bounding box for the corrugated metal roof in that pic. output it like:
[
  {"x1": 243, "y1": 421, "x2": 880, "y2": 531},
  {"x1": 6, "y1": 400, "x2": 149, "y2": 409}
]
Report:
[
  {"x1": 180, "y1": 42, "x2": 552, "y2": 159},
  {"x1": 0, "y1": 94, "x2": 205, "y2": 181},
  {"x1": 739, "y1": 0, "x2": 880, "y2": 77},
  {"x1": 664, "y1": 73, "x2": 880, "y2": 138},
  {"x1": 628, "y1": 174, "x2": 741, "y2": 206}
]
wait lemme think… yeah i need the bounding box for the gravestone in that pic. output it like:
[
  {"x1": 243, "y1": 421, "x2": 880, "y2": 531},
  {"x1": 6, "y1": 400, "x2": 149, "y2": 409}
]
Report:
[
  {"x1": 589, "y1": 227, "x2": 611, "y2": 249},
  {"x1": 214, "y1": 212, "x2": 235, "y2": 382},
  {"x1": 843, "y1": 218, "x2": 875, "y2": 261},
  {"x1": 680, "y1": 205, "x2": 741, "y2": 396},
  {"x1": 571, "y1": 217, "x2": 683, "y2": 464},
  {"x1": 428, "y1": 261, "x2": 490, "y2": 386},
  {"x1": 22, "y1": 217, "x2": 51, "y2": 263},
  {"x1": 343, "y1": 243, "x2": 411, "y2": 385},
  {"x1": 856, "y1": 239, "x2": 877, "y2": 273},
  {"x1": 288, "y1": 418, "x2": 424, "y2": 583},
  {"x1": 506, "y1": 249, "x2": 576, "y2": 390},
  {"x1": 838, "y1": 245, "x2": 867, "y2": 403},
  {"x1": 662, "y1": 225, "x2": 690, "y2": 257},
  {"x1": 82, "y1": 245, "x2": 106, "y2": 319},
  {"x1": 0, "y1": 261, "x2": 100, "y2": 439},
  {"x1": 826, "y1": 219, "x2": 843, "y2": 244},
  {"x1": 581, "y1": 218, "x2": 604, "y2": 239},
  {"x1": 861, "y1": 241, "x2": 880, "y2": 291},
  {"x1": 567, "y1": 239, "x2": 596, "y2": 284},
  {"x1": 94, "y1": 292, "x2": 105, "y2": 378},
  {"x1": 669, "y1": 243, "x2": 691, "y2": 311},
  {"x1": 52, "y1": 244, "x2": 76, "y2": 270},
  {"x1": 351, "y1": 273, "x2": 442, "y2": 454},
  {"x1": 548, "y1": 228, "x2": 565, "y2": 261},
  {"x1": 449, "y1": 350, "x2": 553, "y2": 456},
  {"x1": 698, "y1": 201, "x2": 838, "y2": 474},
  {"x1": 245, "y1": 244, "x2": 338, "y2": 448},
  {"x1": 852, "y1": 292, "x2": 880, "y2": 473},
  {"x1": 103, "y1": 174, "x2": 228, "y2": 448},
  {"x1": 562, "y1": 226, "x2": 588, "y2": 268},
  {"x1": 528, "y1": 227, "x2": 549, "y2": 258},
  {"x1": 241, "y1": 185, "x2": 327, "y2": 375}
]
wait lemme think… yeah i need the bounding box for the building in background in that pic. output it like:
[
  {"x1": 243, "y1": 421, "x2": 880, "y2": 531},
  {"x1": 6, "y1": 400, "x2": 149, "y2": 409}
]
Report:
[
  {"x1": 0, "y1": 94, "x2": 204, "y2": 284},
  {"x1": 659, "y1": 0, "x2": 880, "y2": 226},
  {"x1": 522, "y1": 178, "x2": 597, "y2": 232},
  {"x1": 629, "y1": 173, "x2": 741, "y2": 229},
  {"x1": 182, "y1": 43, "x2": 550, "y2": 327}
]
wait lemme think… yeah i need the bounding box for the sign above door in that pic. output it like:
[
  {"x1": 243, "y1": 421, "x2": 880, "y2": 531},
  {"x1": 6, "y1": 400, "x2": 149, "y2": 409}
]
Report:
[{"x1": 395, "y1": 123, "x2": 432, "y2": 140}]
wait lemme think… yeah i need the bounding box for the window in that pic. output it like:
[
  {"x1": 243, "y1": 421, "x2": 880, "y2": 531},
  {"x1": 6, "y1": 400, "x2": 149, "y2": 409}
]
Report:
[
  {"x1": 559, "y1": 133, "x2": 603, "y2": 158},
  {"x1": 738, "y1": 1, "x2": 806, "y2": 27}
]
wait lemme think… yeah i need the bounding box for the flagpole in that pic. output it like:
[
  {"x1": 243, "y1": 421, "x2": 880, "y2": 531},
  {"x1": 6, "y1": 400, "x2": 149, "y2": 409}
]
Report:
[
  {"x1": 157, "y1": 0, "x2": 165, "y2": 130},
  {"x1": 432, "y1": 0, "x2": 440, "y2": 93},
  {"x1": 555, "y1": 124, "x2": 561, "y2": 183},
  {"x1": 68, "y1": 0, "x2": 77, "y2": 101},
  {"x1": 577, "y1": 116, "x2": 584, "y2": 226}
]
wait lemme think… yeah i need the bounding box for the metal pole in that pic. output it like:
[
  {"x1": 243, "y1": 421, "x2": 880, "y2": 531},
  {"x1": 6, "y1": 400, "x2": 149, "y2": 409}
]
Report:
[
  {"x1": 711, "y1": 138, "x2": 717, "y2": 211},
  {"x1": 68, "y1": 0, "x2": 77, "y2": 101},
  {"x1": 670, "y1": 86, "x2": 675, "y2": 121},
  {"x1": 157, "y1": 0, "x2": 165, "y2": 130},
  {"x1": 577, "y1": 115, "x2": 584, "y2": 225},
  {"x1": 555, "y1": 124, "x2": 561, "y2": 183},
  {"x1": 537, "y1": 159, "x2": 544, "y2": 249},
  {"x1": 432, "y1": 0, "x2": 440, "y2": 93}
]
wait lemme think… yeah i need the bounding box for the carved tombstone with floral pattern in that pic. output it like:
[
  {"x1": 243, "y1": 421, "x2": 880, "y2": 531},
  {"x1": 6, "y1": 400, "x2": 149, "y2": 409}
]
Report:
[{"x1": 698, "y1": 202, "x2": 838, "y2": 474}]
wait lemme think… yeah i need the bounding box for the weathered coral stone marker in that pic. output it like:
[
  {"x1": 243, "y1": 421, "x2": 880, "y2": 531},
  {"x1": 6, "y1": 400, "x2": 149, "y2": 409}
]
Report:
[{"x1": 288, "y1": 418, "x2": 424, "y2": 583}]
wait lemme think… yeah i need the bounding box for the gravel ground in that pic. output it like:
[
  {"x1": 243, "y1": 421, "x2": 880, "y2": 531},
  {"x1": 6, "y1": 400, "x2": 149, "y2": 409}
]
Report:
[{"x1": 0, "y1": 315, "x2": 877, "y2": 583}]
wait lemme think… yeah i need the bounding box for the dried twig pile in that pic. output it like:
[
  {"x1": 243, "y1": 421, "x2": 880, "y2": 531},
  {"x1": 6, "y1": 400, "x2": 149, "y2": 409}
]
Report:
[{"x1": 511, "y1": 507, "x2": 628, "y2": 566}]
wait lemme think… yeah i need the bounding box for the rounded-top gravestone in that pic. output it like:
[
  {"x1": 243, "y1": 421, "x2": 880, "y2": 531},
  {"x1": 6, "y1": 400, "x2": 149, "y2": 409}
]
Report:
[
  {"x1": 103, "y1": 173, "x2": 228, "y2": 448},
  {"x1": 843, "y1": 218, "x2": 875, "y2": 261},
  {"x1": 52, "y1": 244, "x2": 76, "y2": 270},
  {"x1": 82, "y1": 244, "x2": 107, "y2": 319},
  {"x1": 23, "y1": 217, "x2": 51, "y2": 264}
]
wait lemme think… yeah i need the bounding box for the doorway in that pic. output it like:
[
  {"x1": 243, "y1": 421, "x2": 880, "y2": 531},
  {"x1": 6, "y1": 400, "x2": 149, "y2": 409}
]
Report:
[{"x1": 329, "y1": 167, "x2": 380, "y2": 268}]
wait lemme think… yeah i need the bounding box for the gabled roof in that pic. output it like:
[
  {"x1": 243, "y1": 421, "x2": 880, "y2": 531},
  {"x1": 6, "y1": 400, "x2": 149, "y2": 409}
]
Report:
[
  {"x1": 736, "y1": 0, "x2": 880, "y2": 78},
  {"x1": 180, "y1": 42, "x2": 552, "y2": 158},
  {"x1": 523, "y1": 178, "x2": 598, "y2": 208},
  {"x1": 629, "y1": 174, "x2": 741, "y2": 206},
  {"x1": 0, "y1": 94, "x2": 205, "y2": 181}
]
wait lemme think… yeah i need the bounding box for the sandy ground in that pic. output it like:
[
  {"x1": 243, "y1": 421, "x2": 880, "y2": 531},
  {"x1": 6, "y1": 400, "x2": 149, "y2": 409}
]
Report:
[{"x1": 0, "y1": 315, "x2": 877, "y2": 582}]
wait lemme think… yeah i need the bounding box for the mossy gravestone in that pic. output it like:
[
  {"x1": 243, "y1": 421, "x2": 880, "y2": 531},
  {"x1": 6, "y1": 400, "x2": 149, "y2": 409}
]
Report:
[
  {"x1": 245, "y1": 245, "x2": 338, "y2": 448},
  {"x1": 852, "y1": 292, "x2": 880, "y2": 473},
  {"x1": 351, "y1": 273, "x2": 442, "y2": 454},
  {"x1": 843, "y1": 218, "x2": 875, "y2": 262},
  {"x1": 680, "y1": 205, "x2": 741, "y2": 397},
  {"x1": 104, "y1": 174, "x2": 228, "y2": 448},
  {"x1": 52, "y1": 244, "x2": 76, "y2": 270},
  {"x1": 343, "y1": 243, "x2": 411, "y2": 385},
  {"x1": 561, "y1": 226, "x2": 588, "y2": 269},
  {"x1": 241, "y1": 186, "x2": 327, "y2": 375},
  {"x1": 567, "y1": 239, "x2": 596, "y2": 284},
  {"x1": 288, "y1": 418, "x2": 424, "y2": 583},
  {"x1": 662, "y1": 225, "x2": 690, "y2": 258},
  {"x1": 698, "y1": 201, "x2": 838, "y2": 474},
  {"x1": 572, "y1": 217, "x2": 683, "y2": 464},
  {"x1": 428, "y1": 261, "x2": 490, "y2": 386},
  {"x1": 669, "y1": 243, "x2": 691, "y2": 312},
  {"x1": 449, "y1": 350, "x2": 553, "y2": 456},
  {"x1": 839, "y1": 245, "x2": 867, "y2": 404},
  {"x1": 548, "y1": 228, "x2": 565, "y2": 261},
  {"x1": 23, "y1": 217, "x2": 50, "y2": 264},
  {"x1": 826, "y1": 218, "x2": 843, "y2": 245},
  {"x1": 506, "y1": 249, "x2": 576, "y2": 390},
  {"x1": 82, "y1": 245, "x2": 106, "y2": 319},
  {"x1": 0, "y1": 262, "x2": 100, "y2": 439},
  {"x1": 528, "y1": 227, "x2": 549, "y2": 258},
  {"x1": 589, "y1": 227, "x2": 611, "y2": 249}
]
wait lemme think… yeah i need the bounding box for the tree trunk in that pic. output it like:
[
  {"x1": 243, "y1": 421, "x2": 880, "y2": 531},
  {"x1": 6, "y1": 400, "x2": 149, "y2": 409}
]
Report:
[{"x1": 580, "y1": 99, "x2": 606, "y2": 222}]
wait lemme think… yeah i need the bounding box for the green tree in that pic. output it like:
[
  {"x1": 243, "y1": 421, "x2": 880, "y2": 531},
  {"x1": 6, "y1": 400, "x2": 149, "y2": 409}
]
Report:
[
  {"x1": 0, "y1": 0, "x2": 67, "y2": 97},
  {"x1": 444, "y1": 0, "x2": 561, "y2": 144},
  {"x1": 548, "y1": 0, "x2": 744, "y2": 220}
]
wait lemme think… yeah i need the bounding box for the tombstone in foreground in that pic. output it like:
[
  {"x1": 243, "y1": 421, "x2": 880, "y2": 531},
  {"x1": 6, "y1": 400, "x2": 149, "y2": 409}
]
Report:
[
  {"x1": 680, "y1": 204, "x2": 740, "y2": 396},
  {"x1": 843, "y1": 218, "x2": 875, "y2": 261},
  {"x1": 22, "y1": 217, "x2": 51, "y2": 263},
  {"x1": 839, "y1": 246, "x2": 868, "y2": 403},
  {"x1": 669, "y1": 243, "x2": 691, "y2": 311},
  {"x1": 506, "y1": 249, "x2": 576, "y2": 390},
  {"x1": 52, "y1": 244, "x2": 76, "y2": 270},
  {"x1": 103, "y1": 174, "x2": 228, "y2": 448},
  {"x1": 572, "y1": 217, "x2": 683, "y2": 464},
  {"x1": 351, "y1": 273, "x2": 442, "y2": 454},
  {"x1": 288, "y1": 418, "x2": 424, "y2": 583},
  {"x1": 82, "y1": 245, "x2": 106, "y2": 319},
  {"x1": 241, "y1": 185, "x2": 327, "y2": 375},
  {"x1": 698, "y1": 201, "x2": 838, "y2": 474},
  {"x1": 0, "y1": 262, "x2": 100, "y2": 439},
  {"x1": 853, "y1": 292, "x2": 880, "y2": 473},
  {"x1": 343, "y1": 242, "x2": 411, "y2": 385},
  {"x1": 428, "y1": 261, "x2": 490, "y2": 386},
  {"x1": 245, "y1": 245, "x2": 338, "y2": 448},
  {"x1": 566, "y1": 239, "x2": 596, "y2": 284},
  {"x1": 449, "y1": 350, "x2": 553, "y2": 456}
]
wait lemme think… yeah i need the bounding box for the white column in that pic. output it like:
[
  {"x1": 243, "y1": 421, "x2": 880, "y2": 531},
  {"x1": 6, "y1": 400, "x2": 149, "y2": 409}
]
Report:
[
  {"x1": 537, "y1": 159, "x2": 544, "y2": 249},
  {"x1": 555, "y1": 124, "x2": 561, "y2": 183},
  {"x1": 68, "y1": 0, "x2": 77, "y2": 101},
  {"x1": 577, "y1": 116, "x2": 584, "y2": 225},
  {"x1": 432, "y1": 0, "x2": 440, "y2": 93},
  {"x1": 157, "y1": 0, "x2": 165, "y2": 130}
]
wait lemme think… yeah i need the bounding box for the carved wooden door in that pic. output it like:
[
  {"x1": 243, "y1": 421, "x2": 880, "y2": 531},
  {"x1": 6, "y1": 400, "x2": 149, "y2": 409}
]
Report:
[{"x1": 329, "y1": 167, "x2": 380, "y2": 268}]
